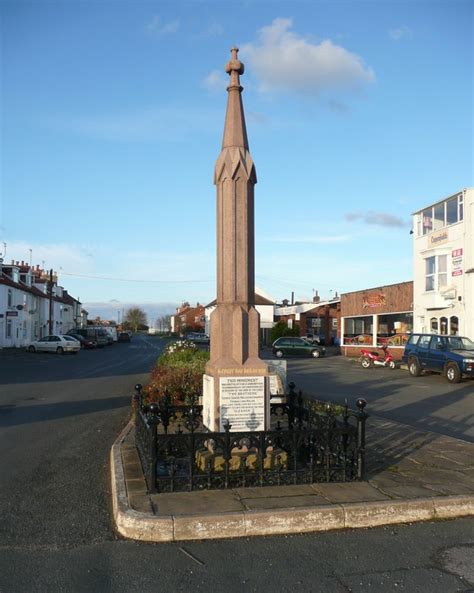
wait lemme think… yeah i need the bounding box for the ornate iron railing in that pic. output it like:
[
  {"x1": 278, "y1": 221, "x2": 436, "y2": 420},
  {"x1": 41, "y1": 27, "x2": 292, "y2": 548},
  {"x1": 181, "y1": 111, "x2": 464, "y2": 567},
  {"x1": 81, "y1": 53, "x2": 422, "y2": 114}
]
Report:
[{"x1": 133, "y1": 383, "x2": 368, "y2": 493}]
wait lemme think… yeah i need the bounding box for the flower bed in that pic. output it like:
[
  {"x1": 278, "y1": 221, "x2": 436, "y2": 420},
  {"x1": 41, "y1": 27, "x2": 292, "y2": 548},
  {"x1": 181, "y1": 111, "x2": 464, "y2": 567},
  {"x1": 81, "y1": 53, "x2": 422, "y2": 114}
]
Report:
[{"x1": 143, "y1": 340, "x2": 209, "y2": 405}]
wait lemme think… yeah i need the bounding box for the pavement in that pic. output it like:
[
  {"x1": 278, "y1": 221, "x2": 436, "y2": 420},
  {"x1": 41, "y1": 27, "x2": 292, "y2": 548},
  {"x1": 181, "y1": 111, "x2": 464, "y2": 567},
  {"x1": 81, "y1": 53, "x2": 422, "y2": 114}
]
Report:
[{"x1": 111, "y1": 412, "x2": 474, "y2": 543}]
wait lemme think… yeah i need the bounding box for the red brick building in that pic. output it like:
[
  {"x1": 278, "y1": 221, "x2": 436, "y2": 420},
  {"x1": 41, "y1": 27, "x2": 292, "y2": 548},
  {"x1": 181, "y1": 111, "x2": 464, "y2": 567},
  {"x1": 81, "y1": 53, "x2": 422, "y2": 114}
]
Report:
[
  {"x1": 171, "y1": 302, "x2": 206, "y2": 335},
  {"x1": 274, "y1": 296, "x2": 341, "y2": 345},
  {"x1": 340, "y1": 281, "x2": 413, "y2": 359}
]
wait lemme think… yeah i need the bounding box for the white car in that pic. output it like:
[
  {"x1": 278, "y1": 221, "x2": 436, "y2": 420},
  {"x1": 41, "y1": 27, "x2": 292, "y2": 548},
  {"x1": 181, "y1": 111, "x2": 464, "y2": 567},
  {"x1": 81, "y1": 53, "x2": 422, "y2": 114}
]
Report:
[{"x1": 26, "y1": 335, "x2": 81, "y2": 354}]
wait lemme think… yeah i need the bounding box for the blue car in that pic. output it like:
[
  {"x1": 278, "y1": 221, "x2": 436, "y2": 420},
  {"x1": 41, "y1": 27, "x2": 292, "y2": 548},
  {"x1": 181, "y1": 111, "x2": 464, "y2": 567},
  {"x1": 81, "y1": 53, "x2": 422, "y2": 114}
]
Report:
[{"x1": 402, "y1": 333, "x2": 474, "y2": 383}]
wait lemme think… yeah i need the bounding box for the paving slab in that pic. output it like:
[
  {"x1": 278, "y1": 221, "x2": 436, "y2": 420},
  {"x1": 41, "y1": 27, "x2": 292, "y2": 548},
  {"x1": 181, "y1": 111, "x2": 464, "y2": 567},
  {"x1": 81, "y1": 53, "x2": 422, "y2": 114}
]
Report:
[
  {"x1": 310, "y1": 481, "x2": 390, "y2": 503},
  {"x1": 240, "y1": 494, "x2": 328, "y2": 510},
  {"x1": 151, "y1": 490, "x2": 243, "y2": 515},
  {"x1": 110, "y1": 415, "x2": 474, "y2": 542}
]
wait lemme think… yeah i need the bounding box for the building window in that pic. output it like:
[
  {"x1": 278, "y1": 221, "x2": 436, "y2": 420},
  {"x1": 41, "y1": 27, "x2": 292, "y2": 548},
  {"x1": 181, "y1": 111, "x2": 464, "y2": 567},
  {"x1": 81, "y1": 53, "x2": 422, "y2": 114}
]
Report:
[
  {"x1": 425, "y1": 255, "x2": 447, "y2": 291},
  {"x1": 433, "y1": 202, "x2": 444, "y2": 231},
  {"x1": 425, "y1": 257, "x2": 435, "y2": 291},
  {"x1": 446, "y1": 197, "x2": 457, "y2": 225},
  {"x1": 422, "y1": 209, "x2": 433, "y2": 234},
  {"x1": 430, "y1": 317, "x2": 438, "y2": 333},
  {"x1": 377, "y1": 312, "x2": 413, "y2": 345},
  {"x1": 6, "y1": 319, "x2": 12, "y2": 338},
  {"x1": 421, "y1": 193, "x2": 463, "y2": 235},
  {"x1": 450, "y1": 316, "x2": 459, "y2": 335},
  {"x1": 440, "y1": 317, "x2": 448, "y2": 335},
  {"x1": 7, "y1": 289, "x2": 13, "y2": 307},
  {"x1": 343, "y1": 315, "x2": 373, "y2": 344}
]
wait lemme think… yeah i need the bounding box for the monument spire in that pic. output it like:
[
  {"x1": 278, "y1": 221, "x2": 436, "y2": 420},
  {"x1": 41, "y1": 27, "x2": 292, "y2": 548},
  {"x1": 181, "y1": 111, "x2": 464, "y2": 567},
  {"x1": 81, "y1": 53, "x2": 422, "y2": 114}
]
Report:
[
  {"x1": 222, "y1": 47, "x2": 249, "y2": 150},
  {"x1": 203, "y1": 47, "x2": 269, "y2": 433}
]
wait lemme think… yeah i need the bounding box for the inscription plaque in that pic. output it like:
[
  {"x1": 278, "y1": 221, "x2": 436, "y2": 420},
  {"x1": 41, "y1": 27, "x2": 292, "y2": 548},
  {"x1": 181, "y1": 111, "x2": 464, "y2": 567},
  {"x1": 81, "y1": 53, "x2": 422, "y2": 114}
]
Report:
[{"x1": 219, "y1": 376, "x2": 266, "y2": 431}]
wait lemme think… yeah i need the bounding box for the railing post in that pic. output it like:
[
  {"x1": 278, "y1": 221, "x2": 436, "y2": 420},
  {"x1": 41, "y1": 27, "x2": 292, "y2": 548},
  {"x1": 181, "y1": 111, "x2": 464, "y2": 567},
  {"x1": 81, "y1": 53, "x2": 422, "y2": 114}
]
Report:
[
  {"x1": 287, "y1": 382, "x2": 296, "y2": 429},
  {"x1": 148, "y1": 402, "x2": 159, "y2": 494},
  {"x1": 223, "y1": 420, "x2": 231, "y2": 489},
  {"x1": 132, "y1": 383, "x2": 142, "y2": 420},
  {"x1": 356, "y1": 398, "x2": 368, "y2": 480},
  {"x1": 341, "y1": 400, "x2": 349, "y2": 482}
]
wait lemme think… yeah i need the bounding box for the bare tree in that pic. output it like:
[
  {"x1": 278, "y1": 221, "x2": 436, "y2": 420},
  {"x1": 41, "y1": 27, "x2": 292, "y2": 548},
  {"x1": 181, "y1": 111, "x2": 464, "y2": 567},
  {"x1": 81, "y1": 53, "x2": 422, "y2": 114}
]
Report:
[
  {"x1": 158, "y1": 314, "x2": 171, "y2": 333},
  {"x1": 123, "y1": 307, "x2": 147, "y2": 332}
]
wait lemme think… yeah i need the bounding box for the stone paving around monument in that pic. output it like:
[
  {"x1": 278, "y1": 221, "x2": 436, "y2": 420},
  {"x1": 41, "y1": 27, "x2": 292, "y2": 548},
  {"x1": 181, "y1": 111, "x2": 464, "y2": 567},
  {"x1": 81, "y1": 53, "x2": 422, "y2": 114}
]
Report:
[{"x1": 110, "y1": 414, "x2": 474, "y2": 542}]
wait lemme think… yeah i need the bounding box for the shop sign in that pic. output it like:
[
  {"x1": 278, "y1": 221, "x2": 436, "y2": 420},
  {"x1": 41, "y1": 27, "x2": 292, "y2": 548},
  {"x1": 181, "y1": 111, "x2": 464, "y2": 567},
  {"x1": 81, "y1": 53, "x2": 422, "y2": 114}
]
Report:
[
  {"x1": 429, "y1": 230, "x2": 448, "y2": 246},
  {"x1": 362, "y1": 292, "x2": 386, "y2": 309},
  {"x1": 452, "y1": 248, "x2": 463, "y2": 276},
  {"x1": 6, "y1": 311, "x2": 18, "y2": 317}
]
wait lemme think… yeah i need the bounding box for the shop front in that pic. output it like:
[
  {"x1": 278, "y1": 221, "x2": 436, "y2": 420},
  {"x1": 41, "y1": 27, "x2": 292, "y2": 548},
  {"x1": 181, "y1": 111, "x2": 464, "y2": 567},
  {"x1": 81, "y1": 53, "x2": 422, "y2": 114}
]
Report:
[{"x1": 340, "y1": 281, "x2": 413, "y2": 360}]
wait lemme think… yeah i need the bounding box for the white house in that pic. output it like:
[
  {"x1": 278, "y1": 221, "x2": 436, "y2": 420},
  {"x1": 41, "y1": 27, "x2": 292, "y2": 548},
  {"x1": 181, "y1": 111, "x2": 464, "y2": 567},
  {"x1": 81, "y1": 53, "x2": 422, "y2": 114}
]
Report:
[
  {"x1": 1, "y1": 261, "x2": 84, "y2": 348},
  {"x1": 412, "y1": 188, "x2": 473, "y2": 339},
  {"x1": 205, "y1": 287, "x2": 276, "y2": 344}
]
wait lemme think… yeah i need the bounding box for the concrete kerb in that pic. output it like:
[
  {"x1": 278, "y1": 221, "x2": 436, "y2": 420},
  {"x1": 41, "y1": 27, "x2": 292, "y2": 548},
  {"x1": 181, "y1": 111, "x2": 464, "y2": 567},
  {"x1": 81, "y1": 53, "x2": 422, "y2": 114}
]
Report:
[
  {"x1": 110, "y1": 421, "x2": 174, "y2": 542},
  {"x1": 110, "y1": 421, "x2": 474, "y2": 543}
]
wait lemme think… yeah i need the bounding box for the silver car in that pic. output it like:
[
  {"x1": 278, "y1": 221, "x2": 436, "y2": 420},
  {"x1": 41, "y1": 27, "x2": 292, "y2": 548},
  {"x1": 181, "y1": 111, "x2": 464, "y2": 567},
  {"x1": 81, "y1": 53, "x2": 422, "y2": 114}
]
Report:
[{"x1": 26, "y1": 335, "x2": 81, "y2": 354}]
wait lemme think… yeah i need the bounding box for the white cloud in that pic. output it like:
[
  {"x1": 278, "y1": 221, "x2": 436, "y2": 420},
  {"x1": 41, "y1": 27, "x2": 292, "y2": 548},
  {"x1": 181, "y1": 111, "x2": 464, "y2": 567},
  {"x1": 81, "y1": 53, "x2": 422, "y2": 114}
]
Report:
[
  {"x1": 146, "y1": 16, "x2": 180, "y2": 36},
  {"x1": 345, "y1": 211, "x2": 407, "y2": 228},
  {"x1": 4, "y1": 240, "x2": 216, "y2": 302},
  {"x1": 4, "y1": 240, "x2": 94, "y2": 273},
  {"x1": 202, "y1": 69, "x2": 227, "y2": 92},
  {"x1": 389, "y1": 26, "x2": 413, "y2": 41},
  {"x1": 242, "y1": 18, "x2": 375, "y2": 96}
]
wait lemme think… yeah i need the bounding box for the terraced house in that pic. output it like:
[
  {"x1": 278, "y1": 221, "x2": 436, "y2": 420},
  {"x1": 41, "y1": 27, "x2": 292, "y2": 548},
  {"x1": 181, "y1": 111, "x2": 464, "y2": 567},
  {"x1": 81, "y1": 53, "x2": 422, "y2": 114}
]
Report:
[{"x1": 0, "y1": 260, "x2": 86, "y2": 348}]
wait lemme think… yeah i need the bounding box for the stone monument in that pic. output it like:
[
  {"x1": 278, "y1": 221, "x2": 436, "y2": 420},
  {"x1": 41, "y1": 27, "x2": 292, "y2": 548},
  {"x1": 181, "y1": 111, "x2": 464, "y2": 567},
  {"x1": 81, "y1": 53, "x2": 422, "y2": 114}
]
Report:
[{"x1": 203, "y1": 47, "x2": 269, "y2": 432}]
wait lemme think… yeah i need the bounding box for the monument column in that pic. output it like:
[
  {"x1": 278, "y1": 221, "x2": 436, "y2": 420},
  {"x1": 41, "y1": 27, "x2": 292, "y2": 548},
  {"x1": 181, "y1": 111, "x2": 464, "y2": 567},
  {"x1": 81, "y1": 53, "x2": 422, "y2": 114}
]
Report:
[{"x1": 203, "y1": 48, "x2": 269, "y2": 432}]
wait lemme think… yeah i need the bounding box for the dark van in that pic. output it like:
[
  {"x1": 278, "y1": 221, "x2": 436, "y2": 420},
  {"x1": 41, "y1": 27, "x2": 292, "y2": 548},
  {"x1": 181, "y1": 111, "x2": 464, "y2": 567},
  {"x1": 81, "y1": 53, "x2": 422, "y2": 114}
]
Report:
[{"x1": 67, "y1": 328, "x2": 108, "y2": 347}]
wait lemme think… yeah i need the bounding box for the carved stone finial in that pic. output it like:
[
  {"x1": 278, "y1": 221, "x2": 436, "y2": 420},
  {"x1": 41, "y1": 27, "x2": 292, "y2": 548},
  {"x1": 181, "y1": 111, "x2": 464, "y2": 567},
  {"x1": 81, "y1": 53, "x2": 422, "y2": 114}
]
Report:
[{"x1": 225, "y1": 46, "x2": 244, "y2": 88}]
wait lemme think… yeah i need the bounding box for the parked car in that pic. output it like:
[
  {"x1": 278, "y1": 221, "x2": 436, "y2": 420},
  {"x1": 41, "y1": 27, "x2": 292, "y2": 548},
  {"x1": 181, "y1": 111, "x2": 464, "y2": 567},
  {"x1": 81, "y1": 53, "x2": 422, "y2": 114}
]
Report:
[
  {"x1": 66, "y1": 328, "x2": 108, "y2": 347},
  {"x1": 402, "y1": 333, "x2": 474, "y2": 383},
  {"x1": 185, "y1": 332, "x2": 210, "y2": 345},
  {"x1": 272, "y1": 337, "x2": 326, "y2": 359},
  {"x1": 26, "y1": 335, "x2": 81, "y2": 354},
  {"x1": 68, "y1": 333, "x2": 97, "y2": 349},
  {"x1": 118, "y1": 331, "x2": 131, "y2": 342},
  {"x1": 303, "y1": 334, "x2": 321, "y2": 344}
]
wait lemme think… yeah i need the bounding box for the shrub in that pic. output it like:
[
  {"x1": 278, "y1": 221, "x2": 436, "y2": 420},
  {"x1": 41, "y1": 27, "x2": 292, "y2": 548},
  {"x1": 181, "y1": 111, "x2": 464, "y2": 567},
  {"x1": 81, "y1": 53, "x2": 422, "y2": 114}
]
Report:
[
  {"x1": 270, "y1": 321, "x2": 301, "y2": 343},
  {"x1": 143, "y1": 340, "x2": 210, "y2": 405}
]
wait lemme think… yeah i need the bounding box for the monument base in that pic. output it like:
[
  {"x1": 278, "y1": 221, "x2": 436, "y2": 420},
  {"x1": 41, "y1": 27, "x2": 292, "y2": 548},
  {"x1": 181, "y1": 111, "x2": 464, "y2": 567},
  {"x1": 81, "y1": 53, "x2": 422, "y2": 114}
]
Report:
[{"x1": 203, "y1": 373, "x2": 270, "y2": 432}]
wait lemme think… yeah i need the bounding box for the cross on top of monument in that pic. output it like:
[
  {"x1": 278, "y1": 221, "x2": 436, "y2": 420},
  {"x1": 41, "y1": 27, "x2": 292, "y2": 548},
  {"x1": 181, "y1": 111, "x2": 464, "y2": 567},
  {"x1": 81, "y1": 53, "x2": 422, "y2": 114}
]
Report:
[{"x1": 225, "y1": 46, "x2": 244, "y2": 88}]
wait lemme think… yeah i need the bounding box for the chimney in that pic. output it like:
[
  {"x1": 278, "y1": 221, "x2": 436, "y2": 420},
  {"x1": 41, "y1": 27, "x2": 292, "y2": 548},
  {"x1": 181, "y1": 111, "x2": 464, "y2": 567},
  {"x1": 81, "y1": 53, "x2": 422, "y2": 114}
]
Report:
[
  {"x1": 313, "y1": 290, "x2": 320, "y2": 304},
  {"x1": 291, "y1": 291, "x2": 294, "y2": 305}
]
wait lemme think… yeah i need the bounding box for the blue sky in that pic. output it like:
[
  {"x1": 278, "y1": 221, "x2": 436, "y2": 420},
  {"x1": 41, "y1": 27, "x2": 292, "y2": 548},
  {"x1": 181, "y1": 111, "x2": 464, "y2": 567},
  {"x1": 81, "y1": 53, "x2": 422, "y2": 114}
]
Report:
[{"x1": 1, "y1": 0, "x2": 472, "y2": 317}]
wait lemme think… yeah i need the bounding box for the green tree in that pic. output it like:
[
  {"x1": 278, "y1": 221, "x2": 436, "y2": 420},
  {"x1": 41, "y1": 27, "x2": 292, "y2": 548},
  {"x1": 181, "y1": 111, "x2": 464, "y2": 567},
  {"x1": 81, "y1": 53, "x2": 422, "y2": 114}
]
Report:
[
  {"x1": 270, "y1": 321, "x2": 300, "y2": 343},
  {"x1": 123, "y1": 307, "x2": 148, "y2": 332}
]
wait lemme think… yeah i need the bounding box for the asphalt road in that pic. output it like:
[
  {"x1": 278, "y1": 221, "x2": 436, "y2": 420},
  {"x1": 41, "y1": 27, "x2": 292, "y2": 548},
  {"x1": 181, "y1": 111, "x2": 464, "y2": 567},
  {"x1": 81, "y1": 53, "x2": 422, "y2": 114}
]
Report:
[
  {"x1": 0, "y1": 336, "x2": 473, "y2": 593},
  {"x1": 282, "y1": 351, "x2": 474, "y2": 443}
]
